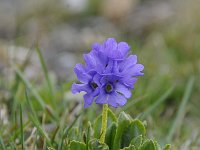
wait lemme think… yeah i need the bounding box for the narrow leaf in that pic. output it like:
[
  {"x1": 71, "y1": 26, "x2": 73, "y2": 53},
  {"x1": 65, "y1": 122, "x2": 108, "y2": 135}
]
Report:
[
  {"x1": 163, "y1": 144, "x2": 171, "y2": 150},
  {"x1": 121, "y1": 119, "x2": 146, "y2": 147},
  {"x1": 113, "y1": 112, "x2": 132, "y2": 150},
  {"x1": 130, "y1": 135, "x2": 143, "y2": 148},
  {"x1": 69, "y1": 141, "x2": 86, "y2": 150},
  {"x1": 13, "y1": 65, "x2": 45, "y2": 109},
  {"x1": 141, "y1": 85, "x2": 175, "y2": 120},
  {"x1": 35, "y1": 46, "x2": 55, "y2": 106},
  {"x1": 20, "y1": 105, "x2": 25, "y2": 150},
  {"x1": 58, "y1": 114, "x2": 81, "y2": 150},
  {"x1": 166, "y1": 77, "x2": 195, "y2": 142},
  {"x1": 0, "y1": 136, "x2": 6, "y2": 150},
  {"x1": 105, "y1": 123, "x2": 117, "y2": 149},
  {"x1": 139, "y1": 140, "x2": 156, "y2": 150},
  {"x1": 89, "y1": 139, "x2": 109, "y2": 150},
  {"x1": 29, "y1": 115, "x2": 52, "y2": 147},
  {"x1": 122, "y1": 145, "x2": 136, "y2": 150}
]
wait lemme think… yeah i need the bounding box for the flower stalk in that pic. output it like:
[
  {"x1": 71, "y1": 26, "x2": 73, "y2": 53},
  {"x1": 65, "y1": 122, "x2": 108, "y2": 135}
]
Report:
[{"x1": 100, "y1": 104, "x2": 108, "y2": 143}]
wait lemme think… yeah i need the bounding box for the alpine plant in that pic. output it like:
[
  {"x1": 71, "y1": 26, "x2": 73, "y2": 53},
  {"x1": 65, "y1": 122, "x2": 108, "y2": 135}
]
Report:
[{"x1": 71, "y1": 38, "x2": 144, "y2": 108}]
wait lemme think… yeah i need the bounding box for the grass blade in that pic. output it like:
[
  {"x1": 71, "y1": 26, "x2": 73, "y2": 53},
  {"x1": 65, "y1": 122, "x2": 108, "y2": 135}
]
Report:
[
  {"x1": 86, "y1": 122, "x2": 91, "y2": 150},
  {"x1": 25, "y1": 89, "x2": 37, "y2": 118},
  {"x1": 13, "y1": 65, "x2": 45, "y2": 109},
  {"x1": 166, "y1": 76, "x2": 195, "y2": 143},
  {"x1": 58, "y1": 113, "x2": 81, "y2": 150},
  {"x1": 20, "y1": 105, "x2": 25, "y2": 150},
  {"x1": 0, "y1": 136, "x2": 6, "y2": 150},
  {"x1": 35, "y1": 46, "x2": 55, "y2": 106},
  {"x1": 25, "y1": 89, "x2": 52, "y2": 147},
  {"x1": 140, "y1": 85, "x2": 175, "y2": 120},
  {"x1": 29, "y1": 114, "x2": 52, "y2": 147},
  {"x1": 9, "y1": 142, "x2": 17, "y2": 150},
  {"x1": 122, "y1": 95, "x2": 147, "y2": 112},
  {"x1": 8, "y1": 121, "x2": 30, "y2": 144},
  {"x1": 14, "y1": 67, "x2": 58, "y2": 121}
]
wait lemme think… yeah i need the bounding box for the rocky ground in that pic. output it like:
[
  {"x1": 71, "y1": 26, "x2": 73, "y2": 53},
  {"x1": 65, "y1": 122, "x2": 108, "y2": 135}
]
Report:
[{"x1": 0, "y1": 0, "x2": 174, "y2": 80}]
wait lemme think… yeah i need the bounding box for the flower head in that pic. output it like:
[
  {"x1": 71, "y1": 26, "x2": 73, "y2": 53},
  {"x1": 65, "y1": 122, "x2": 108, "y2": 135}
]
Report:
[{"x1": 71, "y1": 38, "x2": 144, "y2": 108}]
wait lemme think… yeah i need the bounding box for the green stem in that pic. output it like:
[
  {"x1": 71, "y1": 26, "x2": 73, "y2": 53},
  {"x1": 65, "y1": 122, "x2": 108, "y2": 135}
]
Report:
[{"x1": 100, "y1": 104, "x2": 108, "y2": 143}]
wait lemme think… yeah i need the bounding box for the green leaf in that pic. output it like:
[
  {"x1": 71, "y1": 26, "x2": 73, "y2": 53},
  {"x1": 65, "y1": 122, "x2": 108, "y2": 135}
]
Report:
[
  {"x1": 58, "y1": 114, "x2": 81, "y2": 150},
  {"x1": 93, "y1": 108, "x2": 117, "y2": 139},
  {"x1": 163, "y1": 144, "x2": 171, "y2": 150},
  {"x1": 68, "y1": 127, "x2": 80, "y2": 141},
  {"x1": 69, "y1": 140, "x2": 86, "y2": 150},
  {"x1": 48, "y1": 147, "x2": 56, "y2": 150},
  {"x1": 93, "y1": 115, "x2": 101, "y2": 139},
  {"x1": 86, "y1": 122, "x2": 92, "y2": 150},
  {"x1": 107, "y1": 108, "x2": 117, "y2": 122},
  {"x1": 153, "y1": 141, "x2": 161, "y2": 150},
  {"x1": 89, "y1": 139, "x2": 109, "y2": 150},
  {"x1": 105, "y1": 123, "x2": 117, "y2": 149},
  {"x1": 121, "y1": 119, "x2": 146, "y2": 148},
  {"x1": 139, "y1": 140, "x2": 156, "y2": 150},
  {"x1": 121, "y1": 145, "x2": 136, "y2": 150},
  {"x1": 112, "y1": 111, "x2": 132, "y2": 150},
  {"x1": 130, "y1": 135, "x2": 143, "y2": 148}
]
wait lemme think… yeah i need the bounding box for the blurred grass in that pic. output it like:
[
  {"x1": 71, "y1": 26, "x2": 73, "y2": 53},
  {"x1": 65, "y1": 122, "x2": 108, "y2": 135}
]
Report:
[
  {"x1": 166, "y1": 76, "x2": 195, "y2": 143},
  {"x1": 35, "y1": 46, "x2": 55, "y2": 107}
]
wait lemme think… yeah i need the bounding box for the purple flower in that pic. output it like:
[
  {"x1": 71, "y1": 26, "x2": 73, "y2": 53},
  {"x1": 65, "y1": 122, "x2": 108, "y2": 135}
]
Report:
[
  {"x1": 96, "y1": 75, "x2": 132, "y2": 107},
  {"x1": 92, "y1": 38, "x2": 130, "y2": 60},
  {"x1": 71, "y1": 38, "x2": 144, "y2": 108},
  {"x1": 71, "y1": 64, "x2": 101, "y2": 108}
]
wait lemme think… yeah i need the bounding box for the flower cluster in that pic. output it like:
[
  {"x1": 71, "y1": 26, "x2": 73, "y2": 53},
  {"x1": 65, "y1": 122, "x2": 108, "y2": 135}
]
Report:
[{"x1": 71, "y1": 38, "x2": 144, "y2": 108}]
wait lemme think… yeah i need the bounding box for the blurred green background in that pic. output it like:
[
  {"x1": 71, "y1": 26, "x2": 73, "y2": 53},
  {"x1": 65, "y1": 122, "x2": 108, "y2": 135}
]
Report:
[{"x1": 0, "y1": 0, "x2": 200, "y2": 149}]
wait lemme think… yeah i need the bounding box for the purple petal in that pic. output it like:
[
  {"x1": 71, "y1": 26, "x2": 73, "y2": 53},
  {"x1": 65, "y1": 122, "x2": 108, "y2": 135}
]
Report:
[
  {"x1": 98, "y1": 51, "x2": 108, "y2": 67},
  {"x1": 93, "y1": 73, "x2": 102, "y2": 86},
  {"x1": 84, "y1": 50, "x2": 108, "y2": 74},
  {"x1": 104, "y1": 38, "x2": 117, "y2": 51},
  {"x1": 115, "y1": 83, "x2": 132, "y2": 98},
  {"x1": 108, "y1": 92, "x2": 127, "y2": 107},
  {"x1": 112, "y1": 61, "x2": 119, "y2": 74},
  {"x1": 103, "y1": 59, "x2": 114, "y2": 74},
  {"x1": 121, "y1": 77, "x2": 138, "y2": 89},
  {"x1": 104, "y1": 38, "x2": 118, "y2": 56},
  {"x1": 92, "y1": 42, "x2": 101, "y2": 51},
  {"x1": 115, "y1": 93, "x2": 127, "y2": 107},
  {"x1": 100, "y1": 75, "x2": 119, "y2": 85},
  {"x1": 84, "y1": 93, "x2": 94, "y2": 108},
  {"x1": 92, "y1": 88, "x2": 100, "y2": 97},
  {"x1": 121, "y1": 63, "x2": 144, "y2": 77},
  {"x1": 71, "y1": 83, "x2": 92, "y2": 94},
  {"x1": 84, "y1": 52, "x2": 96, "y2": 68},
  {"x1": 95, "y1": 90, "x2": 108, "y2": 104},
  {"x1": 117, "y1": 42, "x2": 130, "y2": 58},
  {"x1": 74, "y1": 64, "x2": 91, "y2": 83},
  {"x1": 128, "y1": 64, "x2": 144, "y2": 76},
  {"x1": 119, "y1": 55, "x2": 137, "y2": 72},
  {"x1": 107, "y1": 95, "x2": 118, "y2": 108}
]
